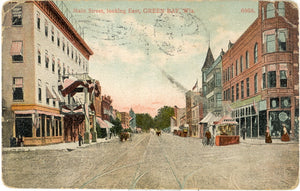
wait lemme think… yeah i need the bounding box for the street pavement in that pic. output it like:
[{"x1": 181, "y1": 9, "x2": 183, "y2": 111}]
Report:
[{"x1": 2, "y1": 133, "x2": 299, "y2": 189}]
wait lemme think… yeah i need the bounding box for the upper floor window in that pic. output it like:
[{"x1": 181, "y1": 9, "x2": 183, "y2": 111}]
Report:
[
  {"x1": 268, "y1": 71, "x2": 276, "y2": 88},
  {"x1": 236, "y1": 83, "x2": 239, "y2": 100},
  {"x1": 52, "y1": 57, "x2": 55, "y2": 73},
  {"x1": 45, "y1": 20, "x2": 48, "y2": 37},
  {"x1": 241, "y1": 80, "x2": 244, "y2": 99},
  {"x1": 254, "y1": 43, "x2": 258, "y2": 63},
  {"x1": 262, "y1": 7, "x2": 265, "y2": 20},
  {"x1": 71, "y1": 47, "x2": 74, "y2": 60},
  {"x1": 266, "y1": 3, "x2": 275, "y2": 19},
  {"x1": 278, "y1": 29, "x2": 287, "y2": 51},
  {"x1": 12, "y1": 6, "x2": 22, "y2": 26},
  {"x1": 266, "y1": 34, "x2": 276, "y2": 53},
  {"x1": 215, "y1": 72, "x2": 221, "y2": 86},
  {"x1": 254, "y1": 73, "x2": 258, "y2": 94},
  {"x1": 37, "y1": 47, "x2": 41, "y2": 64},
  {"x1": 231, "y1": 64, "x2": 234, "y2": 78},
  {"x1": 13, "y1": 77, "x2": 23, "y2": 101},
  {"x1": 245, "y1": 51, "x2": 249, "y2": 69},
  {"x1": 246, "y1": 78, "x2": 250, "y2": 97},
  {"x1": 280, "y1": 70, "x2": 287, "y2": 87},
  {"x1": 236, "y1": 60, "x2": 238, "y2": 76},
  {"x1": 37, "y1": 12, "x2": 40, "y2": 29},
  {"x1": 38, "y1": 79, "x2": 42, "y2": 102},
  {"x1": 62, "y1": 38, "x2": 65, "y2": 52},
  {"x1": 262, "y1": 67, "x2": 266, "y2": 89},
  {"x1": 51, "y1": 26, "x2": 54, "y2": 42},
  {"x1": 278, "y1": 2, "x2": 285, "y2": 17},
  {"x1": 67, "y1": 44, "x2": 69, "y2": 56},
  {"x1": 240, "y1": 56, "x2": 243, "y2": 73},
  {"x1": 45, "y1": 51, "x2": 49, "y2": 68},
  {"x1": 231, "y1": 86, "x2": 234, "y2": 102},
  {"x1": 57, "y1": 32, "x2": 60, "y2": 47},
  {"x1": 10, "y1": 41, "x2": 23, "y2": 62}
]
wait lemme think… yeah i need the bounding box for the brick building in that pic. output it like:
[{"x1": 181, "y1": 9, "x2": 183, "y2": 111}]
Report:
[{"x1": 222, "y1": 1, "x2": 298, "y2": 138}]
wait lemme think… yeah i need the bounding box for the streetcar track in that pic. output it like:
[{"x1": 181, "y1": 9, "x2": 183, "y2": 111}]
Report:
[{"x1": 78, "y1": 133, "x2": 149, "y2": 188}]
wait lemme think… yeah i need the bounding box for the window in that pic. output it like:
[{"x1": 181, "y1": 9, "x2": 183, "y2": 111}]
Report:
[
  {"x1": 51, "y1": 26, "x2": 54, "y2": 42},
  {"x1": 12, "y1": 6, "x2": 22, "y2": 26},
  {"x1": 10, "y1": 41, "x2": 23, "y2": 62},
  {"x1": 57, "y1": 32, "x2": 60, "y2": 47},
  {"x1": 268, "y1": 71, "x2": 276, "y2": 88},
  {"x1": 281, "y1": 97, "x2": 291, "y2": 108},
  {"x1": 245, "y1": 51, "x2": 249, "y2": 69},
  {"x1": 240, "y1": 56, "x2": 243, "y2": 73},
  {"x1": 278, "y1": 29, "x2": 287, "y2": 51},
  {"x1": 254, "y1": 43, "x2": 258, "y2": 63},
  {"x1": 63, "y1": 65, "x2": 66, "y2": 76},
  {"x1": 262, "y1": 72, "x2": 266, "y2": 89},
  {"x1": 75, "y1": 52, "x2": 78, "y2": 63},
  {"x1": 236, "y1": 83, "x2": 239, "y2": 100},
  {"x1": 45, "y1": 51, "x2": 49, "y2": 68},
  {"x1": 236, "y1": 60, "x2": 238, "y2": 76},
  {"x1": 62, "y1": 39, "x2": 65, "y2": 52},
  {"x1": 52, "y1": 57, "x2": 55, "y2": 73},
  {"x1": 215, "y1": 72, "x2": 221, "y2": 86},
  {"x1": 79, "y1": 57, "x2": 81, "y2": 66},
  {"x1": 254, "y1": 74, "x2": 258, "y2": 94},
  {"x1": 38, "y1": 87, "x2": 42, "y2": 102},
  {"x1": 266, "y1": 34, "x2": 276, "y2": 53},
  {"x1": 231, "y1": 64, "x2": 234, "y2": 78},
  {"x1": 71, "y1": 47, "x2": 74, "y2": 60},
  {"x1": 262, "y1": 7, "x2": 264, "y2": 20},
  {"x1": 45, "y1": 20, "x2": 48, "y2": 37},
  {"x1": 246, "y1": 78, "x2": 250, "y2": 97},
  {"x1": 13, "y1": 77, "x2": 23, "y2": 101},
  {"x1": 266, "y1": 3, "x2": 275, "y2": 18},
  {"x1": 231, "y1": 86, "x2": 234, "y2": 102},
  {"x1": 278, "y1": 2, "x2": 285, "y2": 17},
  {"x1": 37, "y1": 12, "x2": 40, "y2": 29},
  {"x1": 270, "y1": 98, "x2": 279, "y2": 109},
  {"x1": 38, "y1": 79, "x2": 42, "y2": 102},
  {"x1": 280, "y1": 70, "x2": 287, "y2": 87},
  {"x1": 217, "y1": 93, "x2": 222, "y2": 107},
  {"x1": 241, "y1": 81, "x2": 244, "y2": 99},
  {"x1": 37, "y1": 48, "x2": 41, "y2": 64},
  {"x1": 67, "y1": 44, "x2": 69, "y2": 55}
]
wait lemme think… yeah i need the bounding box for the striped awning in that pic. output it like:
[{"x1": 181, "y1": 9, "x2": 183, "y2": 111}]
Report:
[
  {"x1": 10, "y1": 41, "x2": 23, "y2": 56},
  {"x1": 96, "y1": 117, "x2": 108, "y2": 128}
]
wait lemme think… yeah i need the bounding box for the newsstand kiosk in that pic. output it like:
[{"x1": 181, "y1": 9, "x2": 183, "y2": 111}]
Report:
[{"x1": 214, "y1": 116, "x2": 239, "y2": 146}]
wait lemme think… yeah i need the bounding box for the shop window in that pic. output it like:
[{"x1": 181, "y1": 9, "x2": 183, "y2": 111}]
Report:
[
  {"x1": 245, "y1": 51, "x2": 249, "y2": 69},
  {"x1": 45, "y1": 20, "x2": 48, "y2": 37},
  {"x1": 12, "y1": 6, "x2": 22, "y2": 26},
  {"x1": 268, "y1": 71, "x2": 276, "y2": 88},
  {"x1": 270, "y1": 98, "x2": 279, "y2": 109},
  {"x1": 254, "y1": 73, "x2": 258, "y2": 94},
  {"x1": 281, "y1": 97, "x2": 291, "y2": 108},
  {"x1": 254, "y1": 43, "x2": 258, "y2": 63},
  {"x1": 278, "y1": 30, "x2": 287, "y2": 51},
  {"x1": 266, "y1": 34, "x2": 276, "y2": 53},
  {"x1": 13, "y1": 77, "x2": 23, "y2": 101},
  {"x1": 15, "y1": 118, "x2": 32, "y2": 138},
  {"x1": 236, "y1": 83, "x2": 239, "y2": 100},
  {"x1": 241, "y1": 81, "x2": 244, "y2": 99},
  {"x1": 278, "y1": 2, "x2": 285, "y2": 17},
  {"x1": 10, "y1": 41, "x2": 23, "y2": 62},
  {"x1": 266, "y1": 3, "x2": 275, "y2": 18},
  {"x1": 37, "y1": 12, "x2": 40, "y2": 29},
  {"x1": 246, "y1": 78, "x2": 250, "y2": 97},
  {"x1": 240, "y1": 56, "x2": 243, "y2": 73},
  {"x1": 280, "y1": 70, "x2": 287, "y2": 87}
]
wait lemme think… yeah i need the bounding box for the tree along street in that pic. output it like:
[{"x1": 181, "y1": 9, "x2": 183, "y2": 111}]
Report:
[{"x1": 2, "y1": 133, "x2": 299, "y2": 189}]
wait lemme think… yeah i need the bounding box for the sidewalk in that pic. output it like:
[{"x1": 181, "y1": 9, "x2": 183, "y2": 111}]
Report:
[
  {"x1": 2, "y1": 137, "x2": 118, "y2": 152},
  {"x1": 239, "y1": 137, "x2": 299, "y2": 145}
]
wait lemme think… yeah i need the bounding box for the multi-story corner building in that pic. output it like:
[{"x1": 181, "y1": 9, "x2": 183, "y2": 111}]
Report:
[
  {"x1": 203, "y1": 49, "x2": 224, "y2": 117},
  {"x1": 222, "y1": 1, "x2": 298, "y2": 138},
  {"x1": 2, "y1": 1, "x2": 93, "y2": 146}
]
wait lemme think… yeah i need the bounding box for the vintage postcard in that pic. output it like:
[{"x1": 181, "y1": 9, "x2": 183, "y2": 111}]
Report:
[{"x1": 1, "y1": 0, "x2": 299, "y2": 190}]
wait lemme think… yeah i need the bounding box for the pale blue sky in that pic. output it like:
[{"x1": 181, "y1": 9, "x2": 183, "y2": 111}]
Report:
[{"x1": 60, "y1": 0, "x2": 258, "y2": 116}]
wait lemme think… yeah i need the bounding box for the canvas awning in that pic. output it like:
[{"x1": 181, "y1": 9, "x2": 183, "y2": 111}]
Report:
[
  {"x1": 46, "y1": 86, "x2": 55, "y2": 99},
  {"x1": 200, "y1": 112, "x2": 219, "y2": 125},
  {"x1": 214, "y1": 115, "x2": 238, "y2": 125},
  {"x1": 104, "y1": 120, "x2": 114, "y2": 128},
  {"x1": 96, "y1": 117, "x2": 108, "y2": 128},
  {"x1": 14, "y1": 110, "x2": 63, "y2": 117},
  {"x1": 10, "y1": 41, "x2": 23, "y2": 55}
]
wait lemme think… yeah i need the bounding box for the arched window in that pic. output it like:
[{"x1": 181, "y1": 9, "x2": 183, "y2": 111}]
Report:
[
  {"x1": 262, "y1": 7, "x2": 264, "y2": 20},
  {"x1": 240, "y1": 56, "x2": 243, "y2": 73},
  {"x1": 245, "y1": 51, "x2": 249, "y2": 69},
  {"x1": 254, "y1": 43, "x2": 258, "y2": 63},
  {"x1": 266, "y1": 3, "x2": 275, "y2": 18},
  {"x1": 278, "y1": 2, "x2": 285, "y2": 17}
]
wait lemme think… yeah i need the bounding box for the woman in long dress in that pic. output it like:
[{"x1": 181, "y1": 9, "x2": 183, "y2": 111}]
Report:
[
  {"x1": 281, "y1": 125, "x2": 290, "y2": 142},
  {"x1": 265, "y1": 126, "x2": 272, "y2": 143}
]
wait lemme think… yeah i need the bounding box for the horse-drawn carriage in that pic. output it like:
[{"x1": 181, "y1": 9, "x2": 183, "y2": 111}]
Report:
[{"x1": 120, "y1": 132, "x2": 131, "y2": 141}]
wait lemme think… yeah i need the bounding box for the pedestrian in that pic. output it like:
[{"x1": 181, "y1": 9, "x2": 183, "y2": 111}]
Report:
[
  {"x1": 281, "y1": 124, "x2": 290, "y2": 142},
  {"x1": 205, "y1": 130, "x2": 211, "y2": 145},
  {"x1": 78, "y1": 134, "x2": 82, "y2": 146},
  {"x1": 242, "y1": 127, "x2": 246, "y2": 140},
  {"x1": 265, "y1": 126, "x2": 272, "y2": 143}
]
